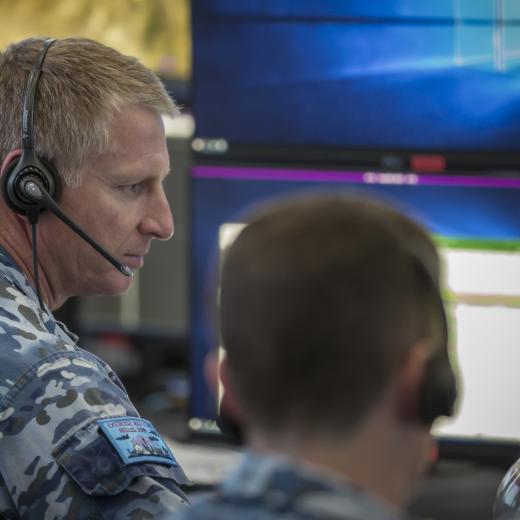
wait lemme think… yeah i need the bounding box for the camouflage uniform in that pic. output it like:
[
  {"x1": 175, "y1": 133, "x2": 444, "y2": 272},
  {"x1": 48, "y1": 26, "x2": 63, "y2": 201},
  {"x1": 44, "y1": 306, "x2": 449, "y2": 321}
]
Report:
[
  {"x1": 174, "y1": 451, "x2": 413, "y2": 520},
  {"x1": 0, "y1": 247, "x2": 190, "y2": 519}
]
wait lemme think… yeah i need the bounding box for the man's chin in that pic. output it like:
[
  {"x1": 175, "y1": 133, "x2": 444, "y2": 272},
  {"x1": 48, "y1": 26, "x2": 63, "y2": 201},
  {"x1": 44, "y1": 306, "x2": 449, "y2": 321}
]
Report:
[
  {"x1": 111, "y1": 276, "x2": 134, "y2": 295},
  {"x1": 90, "y1": 271, "x2": 135, "y2": 297}
]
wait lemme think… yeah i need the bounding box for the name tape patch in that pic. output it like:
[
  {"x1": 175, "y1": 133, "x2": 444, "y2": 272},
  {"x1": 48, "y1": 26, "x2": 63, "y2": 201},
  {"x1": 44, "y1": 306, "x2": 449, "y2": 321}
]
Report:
[{"x1": 98, "y1": 417, "x2": 178, "y2": 466}]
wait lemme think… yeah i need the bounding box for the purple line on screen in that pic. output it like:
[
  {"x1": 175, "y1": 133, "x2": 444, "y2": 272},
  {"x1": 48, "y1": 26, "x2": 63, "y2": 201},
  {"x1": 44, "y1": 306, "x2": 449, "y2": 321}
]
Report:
[
  {"x1": 192, "y1": 165, "x2": 520, "y2": 189},
  {"x1": 192, "y1": 165, "x2": 366, "y2": 183},
  {"x1": 417, "y1": 174, "x2": 520, "y2": 188}
]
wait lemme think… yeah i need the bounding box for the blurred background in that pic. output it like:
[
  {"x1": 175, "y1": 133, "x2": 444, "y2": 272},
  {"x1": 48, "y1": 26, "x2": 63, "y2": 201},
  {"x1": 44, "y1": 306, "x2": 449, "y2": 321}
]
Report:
[{"x1": 0, "y1": 0, "x2": 191, "y2": 79}]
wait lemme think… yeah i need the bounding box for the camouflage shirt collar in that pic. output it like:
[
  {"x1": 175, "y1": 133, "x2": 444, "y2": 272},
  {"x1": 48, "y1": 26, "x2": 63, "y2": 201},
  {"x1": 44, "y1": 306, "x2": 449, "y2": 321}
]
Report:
[
  {"x1": 219, "y1": 450, "x2": 413, "y2": 520},
  {"x1": 0, "y1": 245, "x2": 43, "y2": 305},
  {"x1": 0, "y1": 245, "x2": 79, "y2": 344}
]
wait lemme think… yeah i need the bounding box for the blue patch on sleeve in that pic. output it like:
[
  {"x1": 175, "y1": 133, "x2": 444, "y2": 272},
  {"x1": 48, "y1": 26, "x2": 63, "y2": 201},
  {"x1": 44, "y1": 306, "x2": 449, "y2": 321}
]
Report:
[{"x1": 98, "y1": 417, "x2": 178, "y2": 466}]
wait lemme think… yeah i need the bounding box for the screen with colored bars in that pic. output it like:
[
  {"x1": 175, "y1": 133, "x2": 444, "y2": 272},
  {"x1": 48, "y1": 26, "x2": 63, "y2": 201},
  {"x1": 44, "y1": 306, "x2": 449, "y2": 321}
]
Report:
[
  {"x1": 193, "y1": 0, "x2": 520, "y2": 155},
  {"x1": 189, "y1": 165, "x2": 520, "y2": 447}
]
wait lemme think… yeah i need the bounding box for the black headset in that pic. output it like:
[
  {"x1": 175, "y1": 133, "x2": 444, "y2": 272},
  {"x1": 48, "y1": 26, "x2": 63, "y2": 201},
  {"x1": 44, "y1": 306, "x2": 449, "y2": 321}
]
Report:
[
  {"x1": 0, "y1": 38, "x2": 132, "y2": 304},
  {"x1": 2, "y1": 39, "x2": 61, "y2": 222},
  {"x1": 420, "y1": 350, "x2": 457, "y2": 425},
  {"x1": 409, "y1": 242, "x2": 458, "y2": 425}
]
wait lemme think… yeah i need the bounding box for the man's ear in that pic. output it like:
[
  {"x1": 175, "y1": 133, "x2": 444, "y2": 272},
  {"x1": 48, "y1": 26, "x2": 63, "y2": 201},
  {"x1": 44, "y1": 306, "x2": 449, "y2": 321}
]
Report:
[
  {"x1": 209, "y1": 355, "x2": 245, "y2": 444},
  {"x1": 218, "y1": 356, "x2": 245, "y2": 423},
  {"x1": 203, "y1": 351, "x2": 244, "y2": 422},
  {"x1": 203, "y1": 349, "x2": 220, "y2": 396},
  {"x1": 396, "y1": 341, "x2": 435, "y2": 424},
  {"x1": 1, "y1": 150, "x2": 22, "y2": 177}
]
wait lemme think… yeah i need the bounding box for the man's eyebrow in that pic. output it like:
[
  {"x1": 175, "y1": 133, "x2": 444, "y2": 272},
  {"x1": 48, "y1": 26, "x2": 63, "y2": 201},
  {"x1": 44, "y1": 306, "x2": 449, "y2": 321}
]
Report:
[{"x1": 110, "y1": 167, "x2": 172, "y2": 182}]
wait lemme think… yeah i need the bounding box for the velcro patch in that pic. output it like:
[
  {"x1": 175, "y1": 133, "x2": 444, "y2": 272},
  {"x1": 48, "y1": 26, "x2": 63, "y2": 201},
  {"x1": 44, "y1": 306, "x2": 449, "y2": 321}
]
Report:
[{"x1": 98, "y1": 417, "x2": 178, "y2": 466}]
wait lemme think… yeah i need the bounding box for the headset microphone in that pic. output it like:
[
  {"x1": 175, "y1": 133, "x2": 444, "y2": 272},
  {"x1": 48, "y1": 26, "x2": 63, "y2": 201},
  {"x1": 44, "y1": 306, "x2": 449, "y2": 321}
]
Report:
[{"x1": 21, "y1": 178, "x2": 133, "y2": 277}]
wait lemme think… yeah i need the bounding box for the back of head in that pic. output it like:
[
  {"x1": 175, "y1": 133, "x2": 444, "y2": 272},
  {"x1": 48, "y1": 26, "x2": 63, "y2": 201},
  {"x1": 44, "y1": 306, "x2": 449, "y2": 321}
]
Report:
[
  {"x1": 219, "y1": 193, "x2": 446, "y2": 439},
  {"x1": 0, "y1": 37, "x2": 177, "y2": 186}
]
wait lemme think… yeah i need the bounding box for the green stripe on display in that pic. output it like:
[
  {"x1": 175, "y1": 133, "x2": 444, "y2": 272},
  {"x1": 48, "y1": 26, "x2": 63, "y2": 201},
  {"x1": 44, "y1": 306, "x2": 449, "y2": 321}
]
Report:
[{"x1": 433, "y1": 236, "x2": 520, "y2": 252}]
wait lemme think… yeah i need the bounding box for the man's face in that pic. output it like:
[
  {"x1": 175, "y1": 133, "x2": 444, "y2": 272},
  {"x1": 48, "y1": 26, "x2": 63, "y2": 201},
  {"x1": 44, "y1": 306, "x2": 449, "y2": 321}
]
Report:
[{"x1": 40, "y1": 105, "x2": 173, "y2": 298}]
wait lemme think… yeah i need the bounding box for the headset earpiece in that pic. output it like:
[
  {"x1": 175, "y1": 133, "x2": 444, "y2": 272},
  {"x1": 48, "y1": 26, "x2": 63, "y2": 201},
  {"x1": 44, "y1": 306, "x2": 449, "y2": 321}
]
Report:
[
  {"x1": 418, "y1": 351, "x2": 457, "y2": 425},
  {"x1": 411, "y1": 251, "x2": 458, "y2": 425},
  {"x1": 2, "y1": 151, "x2": 61, "y2": 216},
  {"x1": 1, "y1": 38, "x2": 60, "y2": 221}
]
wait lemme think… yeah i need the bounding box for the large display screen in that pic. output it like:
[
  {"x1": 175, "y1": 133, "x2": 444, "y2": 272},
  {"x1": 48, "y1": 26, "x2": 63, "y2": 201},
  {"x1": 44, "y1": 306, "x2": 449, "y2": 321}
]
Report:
[
  {"x1": 193, "y1": 1, "x2": 520, "y2": 158},
  {"x1": 189, "y1": 166, "x2": 520, "y2": 445},
  {"x1": 190, "y1": 0, "x2": 520, "y2": 449}
]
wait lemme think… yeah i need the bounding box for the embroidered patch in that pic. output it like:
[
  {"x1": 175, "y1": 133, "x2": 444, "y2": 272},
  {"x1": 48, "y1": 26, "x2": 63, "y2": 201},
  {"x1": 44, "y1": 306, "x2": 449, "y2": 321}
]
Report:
[{"x1": 98, "y1": 417, "x2": 178, "y2": 466}]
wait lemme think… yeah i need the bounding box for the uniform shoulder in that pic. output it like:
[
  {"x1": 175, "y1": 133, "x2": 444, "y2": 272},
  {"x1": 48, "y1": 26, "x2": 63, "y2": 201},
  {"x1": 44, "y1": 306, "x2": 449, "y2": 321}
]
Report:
[{"x1": 0, "y1": 277, "x2": 77, "y2": 401}]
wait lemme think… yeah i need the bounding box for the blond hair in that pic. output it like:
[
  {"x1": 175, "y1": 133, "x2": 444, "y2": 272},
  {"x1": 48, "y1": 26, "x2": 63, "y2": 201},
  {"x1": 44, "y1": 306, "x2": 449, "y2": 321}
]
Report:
[{"x1": 0, "y1": 37, "x2": 178, "y2": 186}]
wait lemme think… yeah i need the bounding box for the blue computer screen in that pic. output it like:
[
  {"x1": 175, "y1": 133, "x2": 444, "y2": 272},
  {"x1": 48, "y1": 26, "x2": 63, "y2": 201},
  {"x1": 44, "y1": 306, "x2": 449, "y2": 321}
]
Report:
[
  {"x1": 190, "y1": 0, "x2": 520, "y2": 443},
  {"x1": 189, "y1": 166, "x2": 520, "y2": 443},
  {"x1": 193, "y1": 0, "x2": 520, "y2": 152}
]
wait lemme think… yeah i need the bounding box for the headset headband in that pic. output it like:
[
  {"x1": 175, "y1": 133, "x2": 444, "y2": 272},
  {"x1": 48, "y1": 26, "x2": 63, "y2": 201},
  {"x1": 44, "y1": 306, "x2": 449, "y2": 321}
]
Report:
[{"x1": 21, "y1": 38, "x2": 57, "y2": 150}]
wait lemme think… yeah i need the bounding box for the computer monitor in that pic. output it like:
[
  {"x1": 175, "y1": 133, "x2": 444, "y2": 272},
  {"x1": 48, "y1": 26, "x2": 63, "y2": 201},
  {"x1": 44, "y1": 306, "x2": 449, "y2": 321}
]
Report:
[
  {"x1": 189, "y1": 164, "x2": 520, "y2": 455},
  {"x1": 193, "y1": 1, "x2": 520, "y2": 171},
  {"x1": 190, "y1": 1, "x2": 520, "y2": 460}
]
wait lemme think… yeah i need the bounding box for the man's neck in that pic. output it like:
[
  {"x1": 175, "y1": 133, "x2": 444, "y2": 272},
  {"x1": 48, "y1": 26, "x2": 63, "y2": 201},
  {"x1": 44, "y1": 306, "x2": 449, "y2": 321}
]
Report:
[
  {"x1": 249, "y1": 408, "x2": 430, "y2": 513},
  {"x1": 0, "y1": 204, "x2": 60, "y2": 309}
]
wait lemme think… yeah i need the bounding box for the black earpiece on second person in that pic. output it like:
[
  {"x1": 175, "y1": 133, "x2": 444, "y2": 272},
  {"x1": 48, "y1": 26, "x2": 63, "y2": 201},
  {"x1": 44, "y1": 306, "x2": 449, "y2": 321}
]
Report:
[{"x1": 411, "y1": 244, "x2": 458, "y2": 425}]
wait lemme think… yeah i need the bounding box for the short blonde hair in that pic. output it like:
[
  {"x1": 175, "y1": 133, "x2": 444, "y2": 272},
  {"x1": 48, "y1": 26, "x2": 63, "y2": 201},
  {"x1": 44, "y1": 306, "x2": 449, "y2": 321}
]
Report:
[{"x1": 0, "y1": 37, "x2": 178, "y2": 186}]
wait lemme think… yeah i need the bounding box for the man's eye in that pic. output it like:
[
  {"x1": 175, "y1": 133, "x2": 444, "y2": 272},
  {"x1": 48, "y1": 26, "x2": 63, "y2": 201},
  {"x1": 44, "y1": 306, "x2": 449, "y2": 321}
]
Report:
[{"x1": 121, "y1": 183, "x2": 144, "y2": 195}]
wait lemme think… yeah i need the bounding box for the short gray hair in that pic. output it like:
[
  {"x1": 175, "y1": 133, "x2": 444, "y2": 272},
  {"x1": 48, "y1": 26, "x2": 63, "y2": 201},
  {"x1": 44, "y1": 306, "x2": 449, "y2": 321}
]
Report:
[{"x1": 0, "y1": 37, "x2": 178, "y2": 186}]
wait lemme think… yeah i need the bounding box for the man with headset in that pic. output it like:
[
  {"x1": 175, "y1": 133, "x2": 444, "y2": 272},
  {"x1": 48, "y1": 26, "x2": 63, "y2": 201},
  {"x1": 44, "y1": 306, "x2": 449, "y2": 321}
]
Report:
[
  {"x1": 177, "y1": 193, "x2": 457, "y2": 520},
  {"x1": 0, "y1": 38, "x2": 189, "y2": 518}
]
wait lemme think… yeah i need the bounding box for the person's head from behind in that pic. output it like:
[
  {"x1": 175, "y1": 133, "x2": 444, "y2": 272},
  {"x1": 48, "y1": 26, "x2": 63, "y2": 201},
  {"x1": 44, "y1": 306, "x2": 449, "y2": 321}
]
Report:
[
  {"x1": 218, "y1": 193, "x2": 456, "y2": 507},
  {"x1": 0, "y1": 37, "x2": 177, "y2": 305}
]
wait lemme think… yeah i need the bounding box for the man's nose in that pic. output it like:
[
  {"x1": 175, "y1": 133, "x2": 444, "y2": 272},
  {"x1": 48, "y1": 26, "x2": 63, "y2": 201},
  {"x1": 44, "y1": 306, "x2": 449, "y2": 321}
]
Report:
[{"x1": 139, "y1": 186, "x2": 174, "y2": 240}]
